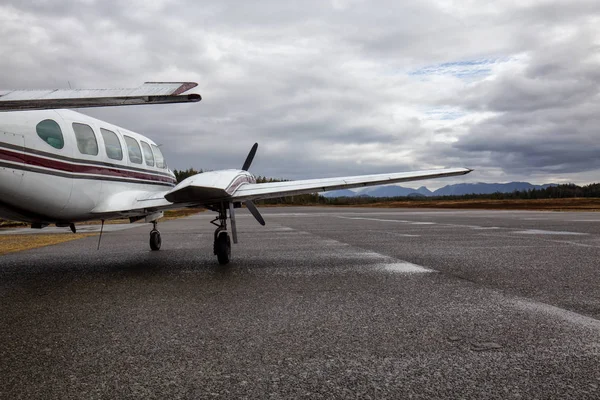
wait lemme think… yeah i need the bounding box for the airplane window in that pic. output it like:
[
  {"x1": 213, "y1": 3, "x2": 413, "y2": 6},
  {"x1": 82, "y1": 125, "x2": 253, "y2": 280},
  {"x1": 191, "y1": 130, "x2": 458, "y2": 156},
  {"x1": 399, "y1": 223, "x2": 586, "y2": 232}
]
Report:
[
  {"x1": 72, "y1": 123, "x2": 98, "y2": 156},
  {"x1": 140, "y1": 141, "x2": 154, "y2": 167},
  {"x1": 151, "y1": 144, "x2": 166, "y2": 168},
  {"x1": 36, "y1": 119, "x2": 64, "y2": 149},
  {"x1": 100, "y1": 128, "x2": 123, "y2": 161},
  {"x1": 124, "y1": 135, "x2": 143, "y2": 164}
]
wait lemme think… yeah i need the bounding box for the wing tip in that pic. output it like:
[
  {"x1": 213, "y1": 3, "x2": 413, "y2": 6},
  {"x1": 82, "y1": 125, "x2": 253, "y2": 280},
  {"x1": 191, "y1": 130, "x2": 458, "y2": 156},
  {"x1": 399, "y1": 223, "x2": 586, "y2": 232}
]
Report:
[{"x1": 143, "y1": 82, "x2": 198, "y2": 95}]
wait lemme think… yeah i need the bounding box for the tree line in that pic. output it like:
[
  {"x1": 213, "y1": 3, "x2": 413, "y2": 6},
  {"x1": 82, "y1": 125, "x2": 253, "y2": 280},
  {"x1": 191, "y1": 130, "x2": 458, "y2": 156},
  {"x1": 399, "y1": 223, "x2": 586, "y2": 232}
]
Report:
[
  {"x1": 3, "y1": 173, "x2": 600, "y2": 227},
  {"x1": 172, "y1": 169, "x2": 600, "y2": 205},
  {"x1": 321, "y1": 183, "x2": 600, "y2": 205}
]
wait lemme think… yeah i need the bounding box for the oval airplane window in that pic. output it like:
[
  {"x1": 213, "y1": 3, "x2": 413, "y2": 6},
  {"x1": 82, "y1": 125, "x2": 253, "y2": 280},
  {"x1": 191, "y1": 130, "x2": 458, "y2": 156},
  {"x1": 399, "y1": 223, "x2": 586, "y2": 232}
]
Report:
[
  {"x1": 72, "y1": 123, "x2": 99, "y2": 156},
  {"x1": 100, "y1": 128, "x2": 123, "y2": 161},
  {"x1": 124, "y1": 135, "x2": 143, "y2": 164},
  {"x1": 36, "y1": 119, "x2": 64, "y2": 149},
  {"x1": 140, "y1": 141, "x2": 154, "y2": 167},
  {"x1": 151, "y1": 144, "x2": 166, "y2": 168}
]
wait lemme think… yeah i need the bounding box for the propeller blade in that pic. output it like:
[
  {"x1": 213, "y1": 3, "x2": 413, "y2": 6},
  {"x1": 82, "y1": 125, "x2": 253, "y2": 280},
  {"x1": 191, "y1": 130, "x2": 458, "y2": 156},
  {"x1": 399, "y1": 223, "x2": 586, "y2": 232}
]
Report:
[
  {"x1": 245, "y1": 200, "x2": 265, "y2": 226},
  {"x1": 242, "y1": 143, "x2": 258, "y2": 171}
]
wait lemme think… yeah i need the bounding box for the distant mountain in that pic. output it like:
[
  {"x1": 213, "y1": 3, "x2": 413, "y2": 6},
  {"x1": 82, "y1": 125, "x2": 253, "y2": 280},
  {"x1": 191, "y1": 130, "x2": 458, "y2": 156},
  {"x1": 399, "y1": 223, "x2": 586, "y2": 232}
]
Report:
[
  {"x1": 321, "y1": 182, "x2": 556, "y2": 198},
  {"x1": 357, "y1": 185, "x2": 423, "y2": 197},
  {"x1": 416, "y1": 186, "x2": 433, "y2": 196},
  {"x1": 322, "y1": 184, "x2": 426, "y2": 198},
  {"x1": 321, "y1": 189, "x2": 356, "y2": 197},
  {"x1": 432, "y1": 182, "x2": 556, "y2": 196}
]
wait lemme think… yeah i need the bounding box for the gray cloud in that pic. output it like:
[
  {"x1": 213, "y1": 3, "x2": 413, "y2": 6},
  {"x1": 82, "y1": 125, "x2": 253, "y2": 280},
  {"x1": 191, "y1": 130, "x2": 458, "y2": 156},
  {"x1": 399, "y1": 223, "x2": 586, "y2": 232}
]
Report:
[
  {"x1": 1, "y1": 0, "x2": 600, "y2": 189},
  {"x1": 442, "y1": 23, "x2": 600, "y2": 182}
]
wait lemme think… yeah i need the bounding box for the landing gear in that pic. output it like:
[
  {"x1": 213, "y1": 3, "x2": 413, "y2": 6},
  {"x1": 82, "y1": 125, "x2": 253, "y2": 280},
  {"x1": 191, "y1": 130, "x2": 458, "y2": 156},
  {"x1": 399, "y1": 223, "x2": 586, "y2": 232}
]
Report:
[
  {"x1": 211, "y1": 203, "x2": 232, "y2": 265},
  {"x1": 149, "y1": 221, "x2": 161, "y2": 251},
  {"x1": 214, "y1": 231, "x2": 231, "y2": 265}
]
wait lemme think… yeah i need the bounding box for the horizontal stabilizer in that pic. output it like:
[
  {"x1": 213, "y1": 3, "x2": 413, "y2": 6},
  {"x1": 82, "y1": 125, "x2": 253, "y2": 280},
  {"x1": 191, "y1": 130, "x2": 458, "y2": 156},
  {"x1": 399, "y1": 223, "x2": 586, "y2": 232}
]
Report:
[{"x1": 0, "y1": 82, "x2": 200, "y2": 111}]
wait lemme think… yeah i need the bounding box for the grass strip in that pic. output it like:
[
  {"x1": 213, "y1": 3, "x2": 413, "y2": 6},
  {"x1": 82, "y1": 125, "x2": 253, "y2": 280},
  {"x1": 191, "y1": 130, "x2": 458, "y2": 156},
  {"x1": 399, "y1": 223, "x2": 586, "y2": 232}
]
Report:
[{"x1": 0, "y1": 233, "x2": 97, "y2": 256}]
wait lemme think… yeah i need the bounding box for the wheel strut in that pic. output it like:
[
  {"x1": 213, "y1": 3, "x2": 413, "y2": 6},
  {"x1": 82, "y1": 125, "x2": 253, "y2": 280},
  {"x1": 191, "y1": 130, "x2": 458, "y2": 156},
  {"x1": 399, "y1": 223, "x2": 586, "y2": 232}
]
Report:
[{"x1": 210, "y1": 203, "x2": 232, "y2": 264}]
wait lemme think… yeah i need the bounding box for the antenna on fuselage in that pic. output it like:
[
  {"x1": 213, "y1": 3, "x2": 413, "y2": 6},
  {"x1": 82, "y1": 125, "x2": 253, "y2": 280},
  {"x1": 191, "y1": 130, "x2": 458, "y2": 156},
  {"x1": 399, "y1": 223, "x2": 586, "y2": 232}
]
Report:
[{"x1": 97, "y1": 220, "x2": 105, "y2": 250}]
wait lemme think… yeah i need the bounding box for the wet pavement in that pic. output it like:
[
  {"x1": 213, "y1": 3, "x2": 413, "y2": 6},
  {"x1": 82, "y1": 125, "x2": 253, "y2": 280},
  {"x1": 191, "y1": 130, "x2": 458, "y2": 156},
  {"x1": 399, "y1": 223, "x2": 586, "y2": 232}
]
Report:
[{"x1": 2, "y1": 207, "x2": 600, "y2": 399}]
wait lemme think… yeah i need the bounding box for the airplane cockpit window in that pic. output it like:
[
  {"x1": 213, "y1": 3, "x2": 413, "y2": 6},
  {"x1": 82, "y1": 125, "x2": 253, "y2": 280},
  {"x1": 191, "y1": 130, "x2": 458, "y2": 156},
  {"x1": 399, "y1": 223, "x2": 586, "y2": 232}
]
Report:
[
  {"x1": 151, "y1": 144, "x2": 166, "y2": 169},
  {"x1": 36, "y1": 119, "x2": 64, "y2": 149},
  {"x1": 140, "y1": 141, "x2": 154, "y2": 167},
  {"x1": 72, "y1": 123, "x2": 99, "y2": 156},
  {"x1": 100, "y1": 128, "x2": 123, "y2": 161},
  {"x1": 124, "y1": 135, "x2": 143, "y2": 164}
]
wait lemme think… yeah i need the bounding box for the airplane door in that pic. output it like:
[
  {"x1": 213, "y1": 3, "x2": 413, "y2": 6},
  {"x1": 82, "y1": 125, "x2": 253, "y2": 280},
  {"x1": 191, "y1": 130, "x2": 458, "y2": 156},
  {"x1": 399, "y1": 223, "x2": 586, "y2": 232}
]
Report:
[
  {"x1": 0, "y1": 130, "x2": 25, "y2": 198},
  {"x1": 15, "y1": 113, "x2": 76, "y2": 220}
]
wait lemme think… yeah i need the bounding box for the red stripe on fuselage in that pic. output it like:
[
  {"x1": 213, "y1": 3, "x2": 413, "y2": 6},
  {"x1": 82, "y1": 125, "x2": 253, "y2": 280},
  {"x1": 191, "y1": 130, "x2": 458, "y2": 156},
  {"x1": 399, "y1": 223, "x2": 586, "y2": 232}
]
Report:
[{"x1": 0, "y1": 148, "x2": 177, "y2": 184}]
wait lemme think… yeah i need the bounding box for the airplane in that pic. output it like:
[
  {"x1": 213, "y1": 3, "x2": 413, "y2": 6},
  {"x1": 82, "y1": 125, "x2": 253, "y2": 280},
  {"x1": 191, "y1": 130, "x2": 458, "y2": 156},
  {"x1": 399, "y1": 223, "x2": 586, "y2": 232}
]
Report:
[{"x1": 0, "y1": 82, "x2": 472, "y2": 264}]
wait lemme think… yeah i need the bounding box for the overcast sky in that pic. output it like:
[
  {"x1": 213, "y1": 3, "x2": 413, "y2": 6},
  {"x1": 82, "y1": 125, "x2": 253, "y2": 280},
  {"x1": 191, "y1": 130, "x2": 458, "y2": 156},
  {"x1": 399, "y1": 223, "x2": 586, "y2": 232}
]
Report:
[{"x1": 1, "y1": 0, "x2": 599, "y2": 189}]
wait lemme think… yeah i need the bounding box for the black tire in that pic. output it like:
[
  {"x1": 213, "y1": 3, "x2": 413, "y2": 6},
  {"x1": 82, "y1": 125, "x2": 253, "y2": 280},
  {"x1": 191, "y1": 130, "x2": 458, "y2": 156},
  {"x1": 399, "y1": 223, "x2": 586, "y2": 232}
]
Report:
[
  {"x1": 215, "y1": 233, "x2": 231, "y2": 265},
  {"x1": 150, "y1": 230, "x2": 161, "y2": 251}
]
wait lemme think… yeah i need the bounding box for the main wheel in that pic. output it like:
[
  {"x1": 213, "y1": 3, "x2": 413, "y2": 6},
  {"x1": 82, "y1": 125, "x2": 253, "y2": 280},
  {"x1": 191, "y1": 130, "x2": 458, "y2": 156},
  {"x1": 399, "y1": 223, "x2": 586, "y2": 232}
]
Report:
[
  {"x1": 215, "y1": 233, "x2": 231, "y2": 265},
  {"x1": 150, "y1": 230, "x2": 161, "y2": 251}
]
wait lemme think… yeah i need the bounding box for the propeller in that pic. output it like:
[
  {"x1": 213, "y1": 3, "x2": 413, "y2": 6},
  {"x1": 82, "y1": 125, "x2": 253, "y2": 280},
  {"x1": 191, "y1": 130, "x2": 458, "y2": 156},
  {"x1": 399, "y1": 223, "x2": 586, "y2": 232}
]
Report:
[
  {"x1": 242, "y1": 142, "x2": 258, "y2": 171},
  {"x1": 240, "y1": 143, "x2": 265, "y2": 226},
  {"x1": 245, "y1": 200, "x2": 265, "y2": 226}
]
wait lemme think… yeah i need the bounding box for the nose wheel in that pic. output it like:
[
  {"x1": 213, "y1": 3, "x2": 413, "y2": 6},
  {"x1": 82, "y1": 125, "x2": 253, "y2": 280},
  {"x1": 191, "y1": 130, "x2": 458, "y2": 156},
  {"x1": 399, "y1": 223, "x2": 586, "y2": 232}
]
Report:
[
  {"x1": 211, "y1": 203, "x2": 233, "y2": 265},
  {"x1": 149, "y1": 221, "x2": 161, "y2": 251},
  {"x1": 214, "y1": 230, "x2": 231, "y2": 265}
]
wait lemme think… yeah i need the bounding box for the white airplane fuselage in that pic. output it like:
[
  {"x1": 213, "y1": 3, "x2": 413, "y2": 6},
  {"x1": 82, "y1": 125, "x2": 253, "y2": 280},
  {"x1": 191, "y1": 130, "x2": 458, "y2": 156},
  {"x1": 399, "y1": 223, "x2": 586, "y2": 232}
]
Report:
[{"x1": 0, "y1": 109, "x2": 178, "y2": 224}]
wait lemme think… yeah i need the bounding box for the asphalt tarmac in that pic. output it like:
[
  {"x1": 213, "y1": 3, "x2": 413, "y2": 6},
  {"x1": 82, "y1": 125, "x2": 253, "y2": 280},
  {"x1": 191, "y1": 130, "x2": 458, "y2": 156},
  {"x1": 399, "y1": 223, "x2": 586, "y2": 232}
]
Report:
[{"x1": 2, "y1": 207, "x2": 600, "y2": 399}]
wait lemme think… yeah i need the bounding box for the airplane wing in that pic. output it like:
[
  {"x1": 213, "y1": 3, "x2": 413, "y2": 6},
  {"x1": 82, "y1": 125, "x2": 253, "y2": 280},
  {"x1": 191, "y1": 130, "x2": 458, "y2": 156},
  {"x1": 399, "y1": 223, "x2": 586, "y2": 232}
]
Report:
[
  {"x1": 91, "y1": 189, "x2": 197, "y2": 220},
  {"x1": 92, "y1": 190, "x2": 176, "y2": 215},
  {"x1": 91, "y1": 167, "x2": 471, "y2": 218},
  {"x1": 229, "y1": 168, "x2": 472, "y2": 202},
  {"x1": 0, "y1": 82, "x2": 200, "y2": 111}
]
